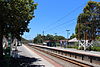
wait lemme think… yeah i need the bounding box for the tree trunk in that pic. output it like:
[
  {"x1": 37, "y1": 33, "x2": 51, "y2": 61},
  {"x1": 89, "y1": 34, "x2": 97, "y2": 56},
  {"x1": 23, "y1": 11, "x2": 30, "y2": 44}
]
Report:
[
  {"x1": 0, "y1": 23, "x2": 3, "y2": 60},
  {"x1": 0, "y1": 33, "x2": 3, "y2": 60}
]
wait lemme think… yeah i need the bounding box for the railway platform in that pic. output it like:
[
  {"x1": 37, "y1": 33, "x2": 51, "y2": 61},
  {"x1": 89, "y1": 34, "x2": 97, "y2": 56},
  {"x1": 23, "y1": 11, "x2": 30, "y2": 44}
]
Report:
[
  {"x1": 54, "y1": 46, "x2": 100, "y2": 57},
  {"x1": 30, "y1": 43, "x2": 100, "y2": 57},
  {"x1": 15, "y1": 44, "x2": 63, "y2": 67},
  {"x1": 29, "y1": 43, "x2": 100, "y2": 67}
]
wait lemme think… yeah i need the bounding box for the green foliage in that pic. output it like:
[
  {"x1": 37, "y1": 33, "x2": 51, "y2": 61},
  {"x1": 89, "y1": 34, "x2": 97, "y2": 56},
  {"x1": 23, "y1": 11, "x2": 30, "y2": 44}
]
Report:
[
  {"x1": 33, "y1": 34, "x2": 43, "y2": 44},
  {"x1": 0, "y1": 0, "x2": 37, "y2": 59},
  {"x1": 33, "y1": 34, "x2": 66, "y2": 44},
  {"x1": 54, "y1": 35, "x2": 66, "y2": 40},
  {"x1": 75, "y1": 1, "x2": 100, "y2": 40},
  {"x1": 70, "y1": 33, "x2": 76, "y2": 39},
  {"x1": 67, "y1": 46, "x2": 78, "y2": 49},
  {"x1": 45, "y1": 34, "x2": 54, "y2": 40},
  {"x1": 21, "y1": 37, "x2": 30, "y2": 43},
  {"x1": 67, "y1": 45, "x2": 100, "y2": 51},
  {"x1": 0, "y1": 0, "x2": 37, "y2": 39},
  {"x1": 96, "y1": 36, "x2": 100, "y2": 40},
  {"x1": 91, "y1": 46, "x2": 100, "y2": 51}
]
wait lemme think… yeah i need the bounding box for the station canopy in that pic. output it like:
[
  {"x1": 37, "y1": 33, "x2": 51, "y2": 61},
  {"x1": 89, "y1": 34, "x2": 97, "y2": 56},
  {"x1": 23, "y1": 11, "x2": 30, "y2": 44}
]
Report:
[{"x1": 68, "y1": 38, "x2": 78, "y2": 42}]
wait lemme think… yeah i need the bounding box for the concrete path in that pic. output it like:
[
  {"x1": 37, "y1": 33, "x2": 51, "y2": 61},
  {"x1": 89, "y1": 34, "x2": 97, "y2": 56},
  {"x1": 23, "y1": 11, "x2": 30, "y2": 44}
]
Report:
[
  {"x1": 17, "y1": 44, "x2": 55, "y2": 67},
  {"x1": 55, "y1": 47, "x2": 100, "y2": 57},
  {"x1": 30, "y1": 43, "x2": 100, "y2": 57}
]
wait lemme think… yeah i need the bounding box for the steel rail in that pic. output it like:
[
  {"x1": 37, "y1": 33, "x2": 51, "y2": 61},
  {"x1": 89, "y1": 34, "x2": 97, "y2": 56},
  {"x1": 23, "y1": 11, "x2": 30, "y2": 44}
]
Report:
[{"x1": 31, "y1": 46, "x2": 93, "y2": 67}]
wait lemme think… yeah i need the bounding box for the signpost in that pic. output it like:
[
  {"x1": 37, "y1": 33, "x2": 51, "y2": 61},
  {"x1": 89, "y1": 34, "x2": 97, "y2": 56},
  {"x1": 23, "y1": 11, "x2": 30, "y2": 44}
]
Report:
[{"x1": 8, "y1": 33, "x2": 11, "y2": 56}]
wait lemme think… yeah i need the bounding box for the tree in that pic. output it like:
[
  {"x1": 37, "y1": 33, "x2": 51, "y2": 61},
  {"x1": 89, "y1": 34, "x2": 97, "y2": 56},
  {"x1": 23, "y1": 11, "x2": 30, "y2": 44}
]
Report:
[
  {"x1": 0, "y1": 0, "x2": 37, "y2": 59},
  {"x1": 75, "y1": 1, "x2": 100, "y2": 40},
  {"x1": 33, "y1": 34, "x2": 66, "y2": 44},
  {"x1": 45, "y1": 34, "x2": 55, "y2": 40},
  {"x1": 54, "y1": 35, "x2": 66, "y2": 40},
  {"x1": 33, "y1": 34, "x2": 43, "y2": 44},
  {"x1": 70, "y1": 33, "x2": 76, "y2": 39}
]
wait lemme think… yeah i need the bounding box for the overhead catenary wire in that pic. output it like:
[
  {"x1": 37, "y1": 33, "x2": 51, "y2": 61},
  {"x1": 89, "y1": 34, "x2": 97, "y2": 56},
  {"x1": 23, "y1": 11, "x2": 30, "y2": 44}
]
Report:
[
  {"x1": 58, "y1": 22, "x2": 76, "y2": 34},
  {"x1": 44, "y1": 3, "x2": 86, "y2": 32},
  {"x1": 45, "y1": 18, "x2": 76, "y2": 33},
  {"x1": 44, "y1": 21, "x2": 76, "y2": 38},
  {"x1": 53, "y1": 21, "x2": 76, "y2": 37}
]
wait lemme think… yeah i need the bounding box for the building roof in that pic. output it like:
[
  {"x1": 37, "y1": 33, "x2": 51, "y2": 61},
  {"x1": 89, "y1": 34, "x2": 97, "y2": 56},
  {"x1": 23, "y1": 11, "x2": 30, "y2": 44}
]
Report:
[{"x1": 68, "y1": 38, "x2": 78, "y2": 42}]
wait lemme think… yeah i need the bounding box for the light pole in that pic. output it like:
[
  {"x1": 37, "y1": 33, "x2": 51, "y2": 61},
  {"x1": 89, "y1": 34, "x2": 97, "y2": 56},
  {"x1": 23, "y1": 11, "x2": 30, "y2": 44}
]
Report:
[
  {"x1": 66, "y1": 30, "x2": 70, "y2": 39},
  {"x1": 43, "y1": 31, "x2": 44, "y2": 36},
  {"x1": 54, "y1": 33, "x2": 57, "y2": 47},
  {"x1": 55, "y1": 33, "x2": 57, "y2": 36},
  {"x1": 66, "y1": 30, "x2": 70, "y2": 48}
]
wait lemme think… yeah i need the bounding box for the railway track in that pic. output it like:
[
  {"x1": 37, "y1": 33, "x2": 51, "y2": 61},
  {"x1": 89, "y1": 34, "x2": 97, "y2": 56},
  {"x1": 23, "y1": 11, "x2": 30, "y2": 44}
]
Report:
[{"x1": 31, "y1": 46, "x2": 93, "y2": 67}]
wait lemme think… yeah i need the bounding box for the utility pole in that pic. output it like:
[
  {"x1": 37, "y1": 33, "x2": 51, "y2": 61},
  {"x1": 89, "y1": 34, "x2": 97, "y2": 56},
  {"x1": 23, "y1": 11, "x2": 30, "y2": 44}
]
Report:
[{"x1": 42, "y1": 31, "x2": 45, "y2": 43}]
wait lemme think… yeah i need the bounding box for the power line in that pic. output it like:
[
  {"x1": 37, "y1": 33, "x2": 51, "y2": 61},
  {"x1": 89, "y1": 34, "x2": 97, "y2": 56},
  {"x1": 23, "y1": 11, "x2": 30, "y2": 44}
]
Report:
[
  {"x1": 48, "y1": 20, "x2": 76, "y2": 37},
  {"x1": 45, "y1": 19, "x2": 75, "y2": 33},
  {"x1": 44, "y1": 3, "x2": 85, "y2": 31}
]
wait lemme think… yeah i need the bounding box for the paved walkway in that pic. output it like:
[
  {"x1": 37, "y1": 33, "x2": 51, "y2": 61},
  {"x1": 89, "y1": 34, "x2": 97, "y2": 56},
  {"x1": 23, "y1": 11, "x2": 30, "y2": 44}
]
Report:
[
  {"x1": 53, "y1": 46, "x2": 100, "y2": 57},
  {"x1": 30, "y1": 43, "x2": 100, "y2": 57},
  {"x1": 55, "y1": 46, "x2": 100, "y2": 67},
  {"x1": 17, "y1": 45, "x2": 55, "y2": 67}
]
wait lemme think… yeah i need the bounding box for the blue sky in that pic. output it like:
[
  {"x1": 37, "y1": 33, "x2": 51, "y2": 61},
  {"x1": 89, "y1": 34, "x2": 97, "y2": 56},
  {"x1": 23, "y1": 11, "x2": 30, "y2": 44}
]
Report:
[{"x1": 22, "y1": 0, "x2": 100, "y2": 40}]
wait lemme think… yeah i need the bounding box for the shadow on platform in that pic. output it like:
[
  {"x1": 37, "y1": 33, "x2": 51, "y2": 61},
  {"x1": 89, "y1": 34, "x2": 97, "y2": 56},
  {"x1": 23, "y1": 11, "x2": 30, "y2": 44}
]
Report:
[{"x1": 10, "y1": 55, "x2": 45, "y2": 67}]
